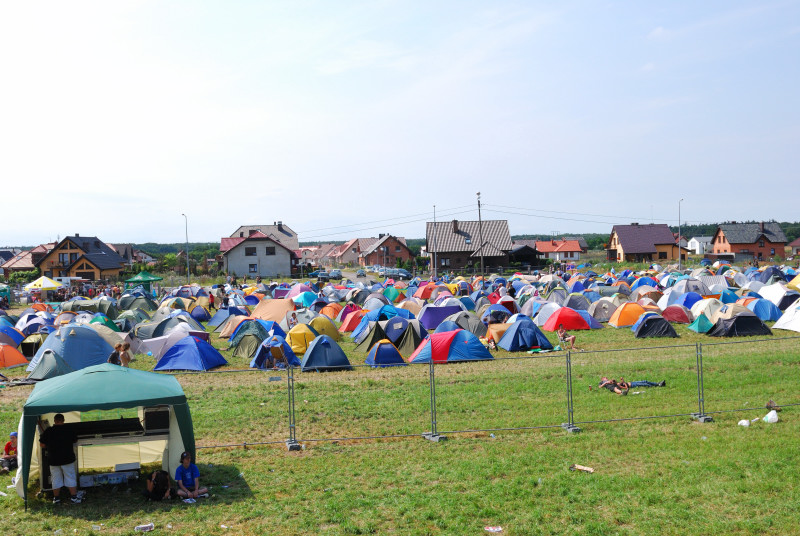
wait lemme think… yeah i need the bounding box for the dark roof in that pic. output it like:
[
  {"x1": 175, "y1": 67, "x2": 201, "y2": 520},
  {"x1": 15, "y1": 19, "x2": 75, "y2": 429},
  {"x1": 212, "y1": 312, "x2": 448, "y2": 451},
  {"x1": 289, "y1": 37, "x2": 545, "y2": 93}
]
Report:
[
  {"x1": 222, "y1": 234, "x2": 297, "y2": 258},
  {"x1": 717, "y1": 222, "x2": 787, "y2": 244},
  {"x1": 611, "y1": 224, "x2": 675, "y2": 254},
  {"x1": 361, "y1": 235, "x2": 411, "y2": 257},
  {"x1": 69, "y1": 252, "x2": 126, "y2": 270},
  {"x1": 37, "y1": 236, "x2": 125, "y2": 269},
  {"x1": 0, "y1": 250, "x2": 18, "y2": 263},
  {"x1": 789, "y1": 237, "x2": 800, "y2": 247},
  {"x1": 427, "y1": 220, "x2": 512, "y2": 254},
  {"x1": 562, "y1": 236, "x2": 589, "y2": 249}
]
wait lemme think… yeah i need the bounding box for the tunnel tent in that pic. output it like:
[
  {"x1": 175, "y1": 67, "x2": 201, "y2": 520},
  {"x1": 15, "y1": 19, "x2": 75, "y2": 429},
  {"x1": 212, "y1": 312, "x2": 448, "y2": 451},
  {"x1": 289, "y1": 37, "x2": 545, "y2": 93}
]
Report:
[{"x1": 15, "y1": 364, "x2": 195, "y2": 506}]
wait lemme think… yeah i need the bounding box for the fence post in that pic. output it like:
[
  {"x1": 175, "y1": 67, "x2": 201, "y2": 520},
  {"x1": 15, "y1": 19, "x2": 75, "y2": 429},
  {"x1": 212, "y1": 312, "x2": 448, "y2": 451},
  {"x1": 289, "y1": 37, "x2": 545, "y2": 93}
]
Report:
[
  {"x1": 562, "y1": 350, "x2": 581, "y2": 433},
  {"x1": 286, "y1": 365, "x2": 302, "y2": 450},
  {"x1": 423, "y1": 360, "x2": 446, "y2": 442},
  {"x1": 691, "y1": 342, "x2": 713, "y2": 423}
]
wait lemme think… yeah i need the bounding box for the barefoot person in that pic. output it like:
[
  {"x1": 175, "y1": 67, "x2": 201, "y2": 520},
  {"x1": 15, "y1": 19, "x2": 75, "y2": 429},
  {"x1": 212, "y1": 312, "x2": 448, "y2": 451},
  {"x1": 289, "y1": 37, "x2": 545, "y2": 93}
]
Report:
[
  {"x1": 557, "y1": 324, "x2": 580, "y2": 351},
  {"x1": 175, "y1": 451, "x2": 209, "y2": 499}
]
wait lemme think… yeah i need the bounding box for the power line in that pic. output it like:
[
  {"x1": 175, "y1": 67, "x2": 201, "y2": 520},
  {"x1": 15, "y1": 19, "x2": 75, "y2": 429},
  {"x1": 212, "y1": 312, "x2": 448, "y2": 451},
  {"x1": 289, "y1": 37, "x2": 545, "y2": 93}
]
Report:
[
  {"x1": 485, "y1": 203, "x2": 674, "y2": 223},
  {"x1": 300, "y1": 208, "x2": 476, "y2": 241},
  {"x1": 296, "y1": 204, "x2": 474, "y2": 235}
]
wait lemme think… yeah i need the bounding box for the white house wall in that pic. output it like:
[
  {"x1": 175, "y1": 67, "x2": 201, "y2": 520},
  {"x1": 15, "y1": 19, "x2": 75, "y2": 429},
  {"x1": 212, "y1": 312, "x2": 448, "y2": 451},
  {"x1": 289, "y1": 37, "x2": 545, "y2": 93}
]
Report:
[{"x1": 225, "y1": 244, "x2": 292, "y2": 278}]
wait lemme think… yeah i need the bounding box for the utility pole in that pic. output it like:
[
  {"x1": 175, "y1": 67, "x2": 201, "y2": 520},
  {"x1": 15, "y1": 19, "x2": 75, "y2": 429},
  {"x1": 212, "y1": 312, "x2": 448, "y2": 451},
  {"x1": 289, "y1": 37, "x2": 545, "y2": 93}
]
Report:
[
  {"x1": 477, "y1": 192, "x2": 485, "y2": 275},
  {"x1": 432, "y1": 205, "x2": 438, "y2": 279},
  {"x1": 678, "y1": 199, "x2": 684, "y2": 271},
  {"x1": 181, "y1": 214, "x2": 190, "y2": 285}
]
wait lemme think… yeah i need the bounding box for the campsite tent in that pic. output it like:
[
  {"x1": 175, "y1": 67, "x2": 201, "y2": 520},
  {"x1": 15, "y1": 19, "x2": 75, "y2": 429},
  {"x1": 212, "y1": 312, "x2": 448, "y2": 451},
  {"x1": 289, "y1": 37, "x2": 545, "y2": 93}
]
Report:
[
  {"x1": 707, "y1": 314, "x2": 772, "y2": 337},
  {"x1": 608, "y1": 303, "x2": 646, "y2": 328},
  {"x1": 542, "y1": 307, "x2": 591, "y2": 332},
  {"x1": 301, "y1": 335, "x2": 352, "y2": 372},
  {"x1": 251, "y1": 298, "x2": 295, "y2": 323},
  {"x1": 27, "y1": 325, "x2": 114, "y2": 374},
  {"x1": 408, "y1": 329, "x2": 493, "y2": 363},
  {"x1": 418, "y1": 305, "x2": 464, "y2": 331},
  {"x1": 286, "y1": 324, "x2": 319, "y2": 354},
  {"x1": 442, "y1": 311, "x2": 487, "y2": 338},
  {"x1": 662, "y1": 305, "x2": 693, "y2": 324},
  {"x1": 0, "y1": 344, "x2": 28, "y2": 368},
  {"x1": 633, "y1": 314, "x2": 679, "y2": 338},
  {"x1": 497, "y1": 321, "x2": 553, "y2": 351},
  {"x1": 773, "y1": 299, "x2": 800, "y2": 332},
  {"x1": 746, "y1": 298, "x2": 782, "y2": 322},
  {"x1": 15, "y1": 364, "x2": 195, "y2": 505},
  {"x1": 365, "y1": 339, "x2": 407, "y2": 367},
  {"x1": 688, "y1": 314, "x2": 714, "y2": 333},
  {"x1": 250, "y1": 335, "x2": 301, "y2": 368},
  {"x1": 154, "y1": 336, "x2": 228, "y2": 371}
]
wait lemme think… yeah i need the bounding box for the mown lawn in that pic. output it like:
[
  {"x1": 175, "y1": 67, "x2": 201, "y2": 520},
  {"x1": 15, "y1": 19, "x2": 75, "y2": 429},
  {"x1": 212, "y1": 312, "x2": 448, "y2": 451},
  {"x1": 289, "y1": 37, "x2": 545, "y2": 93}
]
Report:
[{"x1": 1, "y1": 317, "x2": 799, "y2": 534}]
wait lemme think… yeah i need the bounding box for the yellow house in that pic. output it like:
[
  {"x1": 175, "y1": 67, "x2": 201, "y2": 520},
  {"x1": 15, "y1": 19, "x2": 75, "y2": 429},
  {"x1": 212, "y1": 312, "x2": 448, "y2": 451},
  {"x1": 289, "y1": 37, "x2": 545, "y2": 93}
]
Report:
[
  {"x1": 606, "y1": 224, "x2": 685, "y2": 263},
  {"x1": 35, "y1": 235, "x2": 125, "y2": 281}
]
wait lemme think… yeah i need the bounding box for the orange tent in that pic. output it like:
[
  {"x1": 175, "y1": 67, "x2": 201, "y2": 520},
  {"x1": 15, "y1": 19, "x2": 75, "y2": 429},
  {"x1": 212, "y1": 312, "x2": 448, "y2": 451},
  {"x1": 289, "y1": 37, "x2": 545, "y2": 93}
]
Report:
[
  {"x1": 320, "y1": 303, "x2": 343, "y2": 321},
  {"x1": 339, "y1": 310, "x2": 367, "y2": 333},
  {"x1": 736, "y1": 297, "x2": 758, "y2": 307},
  {"x1": 608, "y1": 303, "x2": 646, "y2": 327},
  {"x1": 251, "y1": 298, "x2": 295, "y2": 323},
  {"x1": 486, "y1": 323, "x2": 511, "y2": 342},
  {"x1": 31, "y1": 303, "x2": 53, "y2": 312},
  {"x1": 413, "y1": 283, "x2": 436, "y2": 300},
  {"x1": 0, "y1": 344, "x2": 28, "y2": 368}
]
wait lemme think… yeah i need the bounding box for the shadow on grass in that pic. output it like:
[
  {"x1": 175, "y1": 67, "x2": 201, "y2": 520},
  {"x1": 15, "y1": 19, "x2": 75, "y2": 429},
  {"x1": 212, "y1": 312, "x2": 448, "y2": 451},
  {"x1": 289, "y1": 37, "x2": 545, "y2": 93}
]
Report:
[{"x1": 25, "y1": 463, "x2": 253, "y2": 520}]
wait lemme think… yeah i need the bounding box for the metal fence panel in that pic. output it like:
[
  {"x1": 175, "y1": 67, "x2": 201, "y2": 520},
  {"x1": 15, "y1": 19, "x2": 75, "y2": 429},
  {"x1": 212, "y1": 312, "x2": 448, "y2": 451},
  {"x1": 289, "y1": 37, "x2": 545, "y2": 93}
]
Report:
[
  {"x1": 701, "y1": 336, "x2": 800, "y2": 415},
  {"x1": 292, "y1": 363, "x2": 431, "y2": 442},
  {"x1": 569, "y1": 344, "x2": 700, "y2": 425},
  {"x1": 433, "y1": 355, "x2": 566, "y2": 435}
]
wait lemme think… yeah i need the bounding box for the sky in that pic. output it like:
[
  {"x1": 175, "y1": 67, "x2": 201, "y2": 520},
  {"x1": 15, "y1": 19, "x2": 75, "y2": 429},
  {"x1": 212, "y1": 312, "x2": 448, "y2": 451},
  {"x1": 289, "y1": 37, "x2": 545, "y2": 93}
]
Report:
[{"x1": 2, "y1": 1, "x2": 798, "y2": 246}]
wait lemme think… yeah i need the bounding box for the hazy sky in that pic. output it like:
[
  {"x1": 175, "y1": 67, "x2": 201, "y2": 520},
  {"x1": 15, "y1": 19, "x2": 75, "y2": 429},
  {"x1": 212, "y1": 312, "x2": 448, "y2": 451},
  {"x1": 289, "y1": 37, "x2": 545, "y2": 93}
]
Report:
[{"x1": 2, "y1": 1, "x2": 798, "y2": 246}]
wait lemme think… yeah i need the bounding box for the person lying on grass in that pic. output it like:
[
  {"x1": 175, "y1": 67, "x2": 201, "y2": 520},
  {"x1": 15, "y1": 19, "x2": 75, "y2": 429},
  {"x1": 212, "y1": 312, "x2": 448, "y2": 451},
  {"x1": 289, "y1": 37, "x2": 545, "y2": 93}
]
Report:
[
  {"x1": 617, "y1": 378, "x2": 666, "y2": 389},
  {"x1": 599, "y1": 377, "x2": 628, "y2": 395},
  {"x1": 175, "y1": 451, "x2": 209, "y2": 499}
]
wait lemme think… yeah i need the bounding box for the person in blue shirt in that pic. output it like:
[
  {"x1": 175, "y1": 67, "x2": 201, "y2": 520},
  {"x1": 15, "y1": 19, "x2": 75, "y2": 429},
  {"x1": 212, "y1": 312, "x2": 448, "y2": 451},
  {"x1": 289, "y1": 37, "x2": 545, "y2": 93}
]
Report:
[{"x1": 174, "y1": 451, "x2": 208, "y2": 499}]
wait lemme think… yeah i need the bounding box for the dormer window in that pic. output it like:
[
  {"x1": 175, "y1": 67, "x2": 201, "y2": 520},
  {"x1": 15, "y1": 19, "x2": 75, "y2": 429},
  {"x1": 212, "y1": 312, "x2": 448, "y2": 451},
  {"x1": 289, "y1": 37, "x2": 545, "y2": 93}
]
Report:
[{"x1": 465, "y1": 237, "x2": 471, "y2": 244}]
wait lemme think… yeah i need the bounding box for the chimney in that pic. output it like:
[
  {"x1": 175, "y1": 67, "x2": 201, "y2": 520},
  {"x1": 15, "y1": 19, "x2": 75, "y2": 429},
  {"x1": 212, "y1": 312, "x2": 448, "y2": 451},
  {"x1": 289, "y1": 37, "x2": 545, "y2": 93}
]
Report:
[
  {"x1": 278, "y1": 221, "x2": 283, "y2": 231},
  {"x1": 379, "y1": 233, "x2": 385, "y2": 239},
  {"x1": 452, "y1": 220, "x2": 458, "y2": 233},
  {"x1": 759, "y1": 221, "x2": 764, "y2": 232},
  {"x1": 75, "y1": 233, "x2": 80, "y2": 237},
  {"x1": 630, "y1": 223, "x2": 639, "y2": 226}
]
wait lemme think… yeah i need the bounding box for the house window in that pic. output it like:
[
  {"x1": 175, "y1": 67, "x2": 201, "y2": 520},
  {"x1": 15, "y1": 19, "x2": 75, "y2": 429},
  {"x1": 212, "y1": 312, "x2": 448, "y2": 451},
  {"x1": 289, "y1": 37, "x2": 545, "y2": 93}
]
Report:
[
  {"x1": 59, "y1": 253, "x2": 68, "y2": 264},
  {"x1": 395, "y1": 246, "x2": 401, "y2": 252},
  {"x1": 659, "y1": 252, "x2": 667, "y2": 259},
  {"x1": 440, "y1": 258, "x2": 450, "y2": 267},
  {"x1": 759, "y1": 240, "x2": 765, "y2": 247},
  {"x1": 245, "y1": 247, "x2": 256, "y2": 256},
  {"x1": 249, "y1": 264, "x2": 258, "y2": 273},
  {"x1": 770, "y1": 248, "x2": 775, "y2": 255},
  {"x1": 70, "y1": 253, "x2": 78, "y2": 263},
  {"x1": 265, "y1": 247, "x2": 276, "y2": 256},
  {"x1": 465, "y1": 238, "x2": 471, "y2": 244}
]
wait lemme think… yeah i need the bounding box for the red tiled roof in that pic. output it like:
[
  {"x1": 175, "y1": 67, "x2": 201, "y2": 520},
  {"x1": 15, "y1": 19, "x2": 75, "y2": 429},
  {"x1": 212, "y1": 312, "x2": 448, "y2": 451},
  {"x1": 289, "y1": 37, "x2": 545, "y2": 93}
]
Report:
[
  {"x1": 535, "y1": 239, "x2": 582, "y2": 253},
  {"x1": 220, "y1": 237, "x2": 246, "y2": 252}
]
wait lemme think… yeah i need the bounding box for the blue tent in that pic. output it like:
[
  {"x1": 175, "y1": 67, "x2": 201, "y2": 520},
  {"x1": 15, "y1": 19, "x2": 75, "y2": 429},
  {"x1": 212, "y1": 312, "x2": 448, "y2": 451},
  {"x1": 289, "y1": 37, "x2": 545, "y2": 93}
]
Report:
[
  {"x1": 301, "y1": 335, "x2": 352, "y2": 372},
  {"x1": 575, "y1": 310, "x2": 604, "y2": 329},
  {"x1": 759, "y1": 266, "x2": 785, "y2": 284},
  {"x1": 418, "y1": 305, "x2": 464, "y2": 330},
  {"x1": 746, "y1": 299, "x2": 782, "y2": 321},
  {"x1": 190, "y1": 306, "x2": 211, "y2": 322},
  {"x1": 409, "y1": 329, "x2": 493, "y2": 363},
  {"x1": 250, "y1": 335, "x2": 300, "y2": 369},
  {"x1": 718, "y1": 289, "x2": 738, "y2": 304},
  {"x1": 497, "y1": 321, "x2": 553, "y2": 351},
  {"x1": 631, "y1": 311, "x2": 661, "y2": 332},
  {"x1": 0, "y1": 325, "x2": 25, "y2": 346},
  {"x1": 351, "y1": 306, "x2": 413, "y2": 342},
  {"x1": 433, "y1": 320, "x2": 461, "y2": 333},
  {"x1": 154, "y1": 336, "x2": 228, "y2": 371},
  {"x1": 230, "y1": 319, "x2": 285, "y2": 344},
  {"x1": 458, "y1": 297, "x2": 476, "y2": 311},
  {"x1": 26, "y1": 325, "x2": 114, "y2": 372},
  {"x1": 673, "y1": 292, "x2": 703, "y2": 310},
  {"x1": 567, "y1": 280, "x2": 585, "y2": 293},
  {"x1": 365, "y1": 340, "x2": 407, "y2": 367}
]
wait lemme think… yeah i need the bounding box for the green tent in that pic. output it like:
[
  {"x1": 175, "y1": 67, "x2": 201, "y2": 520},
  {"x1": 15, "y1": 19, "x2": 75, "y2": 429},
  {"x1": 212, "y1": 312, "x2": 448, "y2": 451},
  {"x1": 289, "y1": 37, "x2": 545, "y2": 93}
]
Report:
[
  {"x1": 15, "y1": 364, "x2": 195, "y2": 505},
  {"x1": 688, "y1": 313, "x2": 714, "y2": 334},
  {"x1": 0, "y1": 283, "x2": 11, "y2": 300},
  {"x1": 125, "y1": 271, "x2": 163, "y2": 292},
  {"x1": 90, "y1": 315, "x2": 121, "y2": 332}
]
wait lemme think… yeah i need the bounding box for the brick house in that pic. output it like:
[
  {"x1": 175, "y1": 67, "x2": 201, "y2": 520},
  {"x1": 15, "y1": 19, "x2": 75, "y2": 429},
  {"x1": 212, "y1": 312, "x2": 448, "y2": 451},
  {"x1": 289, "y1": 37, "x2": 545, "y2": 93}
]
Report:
[
  {"x1": 711, "y1": 222, "x2": 787, "y2": 262},
  {"x1": 359, "y1": 235, "x2": 413, "y2": 267}
]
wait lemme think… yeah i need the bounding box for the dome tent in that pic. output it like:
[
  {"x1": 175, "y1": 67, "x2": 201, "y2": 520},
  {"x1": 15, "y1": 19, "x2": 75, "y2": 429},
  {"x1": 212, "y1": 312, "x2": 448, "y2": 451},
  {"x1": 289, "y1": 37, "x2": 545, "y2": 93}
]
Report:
[{"x1": 301, "y1": 335, "x2": 352, "y2": 372}]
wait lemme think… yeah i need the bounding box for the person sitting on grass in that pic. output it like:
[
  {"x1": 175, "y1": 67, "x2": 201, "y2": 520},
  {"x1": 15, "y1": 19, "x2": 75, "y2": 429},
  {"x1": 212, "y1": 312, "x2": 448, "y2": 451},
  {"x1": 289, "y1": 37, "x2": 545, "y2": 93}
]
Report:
[
  {"x1": 144, "y1": 469, "x2": 174, "y2": 501},
  {"x1": 599, "y1": 377, "x2": 628, "y2": 396},
  {"x1": 175, "y1": 452, "x2": 209, "y2": 499},
  {"x1": 557, "y1": 324, "x2": 580, "y2": 351},
  {"x1": 2, "y1": 431, "x2": 17, "y2": 474}
]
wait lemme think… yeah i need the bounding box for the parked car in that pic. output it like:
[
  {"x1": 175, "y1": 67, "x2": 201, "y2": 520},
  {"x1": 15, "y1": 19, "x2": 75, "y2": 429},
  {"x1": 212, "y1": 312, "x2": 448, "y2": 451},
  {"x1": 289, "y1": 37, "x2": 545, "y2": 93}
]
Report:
[
  {"x1": 317, "y1": 271, "x2": 330, "y2": 282},
  {"x1": 308, "y1": 269, "x2": 321, "y2": 278},
  {"x1": 355, "y1": 269, "x2": 366, "y2": 278},
  {"x1": 329, "y1": 269, "x2": 342, "y2": 279}
]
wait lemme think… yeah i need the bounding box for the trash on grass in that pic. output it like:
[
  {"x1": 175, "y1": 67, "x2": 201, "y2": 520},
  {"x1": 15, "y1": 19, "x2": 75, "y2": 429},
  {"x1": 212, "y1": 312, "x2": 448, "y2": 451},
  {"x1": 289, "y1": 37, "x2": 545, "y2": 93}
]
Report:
[
  {"x1": 182, "y1": 498, "x2": 196, "y2": 504},
  {"x1": 485, "y1": 527, "x2": 503, "y2": 533},
  {"x1": 134, "y1": 523, "x2": 155, "y2": 532},
  {"x1": 0, "y1": 490, "x2": 7, "y2": 497},
  {"x1": 738, "y1": 419, "x2": 750, "y2": 427},
  {"x1": 763, "y1": 410, "x2": 779, "y2": 423},
  {"x1": 569, "y1": 464, "x2": 594, "y2": 473}
]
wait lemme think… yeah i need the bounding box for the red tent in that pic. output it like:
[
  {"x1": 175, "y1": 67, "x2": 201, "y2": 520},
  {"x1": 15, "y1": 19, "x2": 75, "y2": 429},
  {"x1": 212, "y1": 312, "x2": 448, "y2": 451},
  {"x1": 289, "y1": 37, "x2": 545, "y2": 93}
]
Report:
[
  {"x1": 662, "y1": 305, "x2": 693, "y2": 324},
  {"x1": 338, "y1": 310, "x2": 367, "y2": 333},
  {"x1": 542, "y1": 307, "x2": 590, "y2": 332},
  {"x1": 413, "y1": 284, "x2": 436, "y2": 300}
]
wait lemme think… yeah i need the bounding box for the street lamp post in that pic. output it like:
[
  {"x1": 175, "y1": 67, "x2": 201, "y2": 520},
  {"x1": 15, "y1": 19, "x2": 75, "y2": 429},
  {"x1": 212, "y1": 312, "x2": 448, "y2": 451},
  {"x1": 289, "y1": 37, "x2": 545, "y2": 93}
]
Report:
[
  {"x1": 477, "y1": 192, "x2": 485, "y2": 276},
  {"x1": 181, "y1": 214, "x2": 190, "y2": 285},
  {"x1": 678, "y1": 199, "x2": 684, "y2": 271}
]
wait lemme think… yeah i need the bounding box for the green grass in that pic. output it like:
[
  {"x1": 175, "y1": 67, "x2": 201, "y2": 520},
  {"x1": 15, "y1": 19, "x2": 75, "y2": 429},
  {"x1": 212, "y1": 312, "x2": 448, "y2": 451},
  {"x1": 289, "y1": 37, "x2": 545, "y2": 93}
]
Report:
[{"x1": 1, "y1": 319, "x2": 799, "y2": 534}]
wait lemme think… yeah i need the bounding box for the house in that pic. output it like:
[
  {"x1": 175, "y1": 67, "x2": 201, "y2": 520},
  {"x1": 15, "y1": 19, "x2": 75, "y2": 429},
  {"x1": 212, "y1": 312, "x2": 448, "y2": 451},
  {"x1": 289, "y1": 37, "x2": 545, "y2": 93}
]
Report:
[
  {"x1": 110, "y1": 244, "x2": 135, "y2": 266},
  {"x1": 230, "y1": 222, "x2": 299, "y2": 251},
  {"x1": 35, "y1": 235, "x2": 126, "y2": 281},
  {"x1": 711, "y1": 221, "x2": 787, "y2": 262},
  {"x1": 606, "y1": 223, "x2": 685, "y2": 263},
  {"x1": 535, "y1": 239, "x2": 583, "y2": 262},
  {"x1": 359, "y1": 235, "x2": 413, "y2": 267},
  {"x1": 687, "y1": 236, "x2": 712, "y2": 256},
  {"x1": 220, "y1": 230, "x2": 298, "y2": 278},
  {"x1": 426, "y1": 219, "x2": 513, "y2": 271},
  {"x1": 509, "y1": 241, "x2": 541, "y2": 266},
  {"x1": 1, "y1": 250, "x2": 36, "y2": 279},
  {"x1": 789, "y1": 237, "x2": 800, "y2": 257},
  {"x1": 673, "y1": 234, "x2": 688, "y2": 249},
  {"x1": 329, "y1": 238, "x2": 378, "y2": 267}
]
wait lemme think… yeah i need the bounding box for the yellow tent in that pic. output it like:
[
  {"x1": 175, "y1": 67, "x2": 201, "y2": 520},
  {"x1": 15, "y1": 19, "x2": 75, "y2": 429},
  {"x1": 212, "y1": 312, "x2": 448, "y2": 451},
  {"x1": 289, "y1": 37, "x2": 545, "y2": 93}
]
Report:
[
  {"x1": 286, "y1": 324, "x2": 319, "y2": 354},
  {"x1": 309, "y1": 316, "x2": 341, "y2": 341},
  {"x1": 788, "y1": 274, "x2": 800, "y2": 291}
]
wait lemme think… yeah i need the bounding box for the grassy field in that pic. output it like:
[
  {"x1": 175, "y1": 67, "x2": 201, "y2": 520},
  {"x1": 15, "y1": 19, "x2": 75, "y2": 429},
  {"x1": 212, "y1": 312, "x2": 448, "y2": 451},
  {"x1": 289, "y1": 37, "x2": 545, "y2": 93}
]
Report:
[{"x1": 1, "y1": 314, "x2": 799, "y2": 535}]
